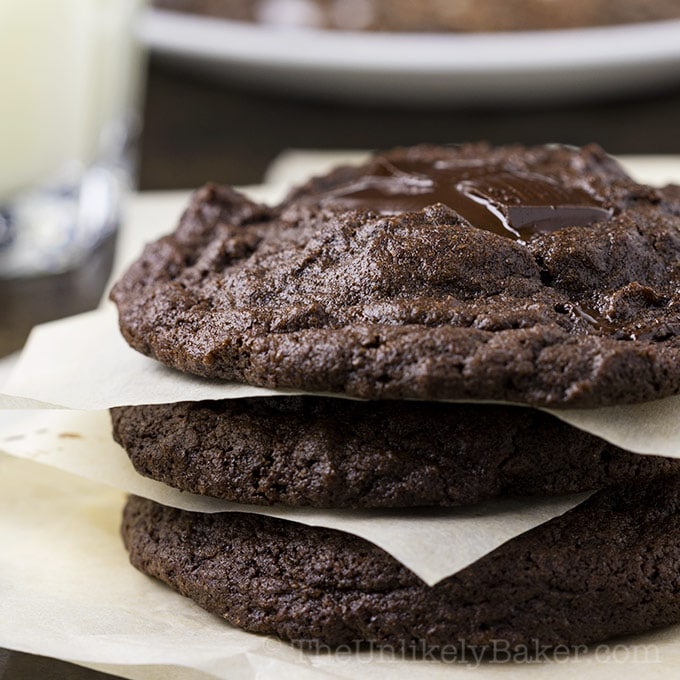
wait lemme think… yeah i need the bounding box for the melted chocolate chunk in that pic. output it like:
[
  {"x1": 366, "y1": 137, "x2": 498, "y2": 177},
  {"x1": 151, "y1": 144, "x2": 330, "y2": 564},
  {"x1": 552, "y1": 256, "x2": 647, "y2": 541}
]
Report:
[
  {"x1": 322, "y1": 157, "x2": 612, "y2": 239},
  {"x1": 555, "y1": 297, "x2": 675, "y2": 342}
]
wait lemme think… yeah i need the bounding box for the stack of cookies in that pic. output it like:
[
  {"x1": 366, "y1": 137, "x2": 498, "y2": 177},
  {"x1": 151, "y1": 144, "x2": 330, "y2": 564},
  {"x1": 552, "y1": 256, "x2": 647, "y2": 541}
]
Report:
[{"x1": 110, "y1": 143, "x2": 680, "y2": 654}]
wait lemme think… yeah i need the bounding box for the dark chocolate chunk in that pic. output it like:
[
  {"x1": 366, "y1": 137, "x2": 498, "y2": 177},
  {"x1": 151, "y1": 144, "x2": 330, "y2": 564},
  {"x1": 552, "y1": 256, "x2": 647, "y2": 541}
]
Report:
[{"x1": 321, "y1": 160, "x2": 613, "y2": 239}]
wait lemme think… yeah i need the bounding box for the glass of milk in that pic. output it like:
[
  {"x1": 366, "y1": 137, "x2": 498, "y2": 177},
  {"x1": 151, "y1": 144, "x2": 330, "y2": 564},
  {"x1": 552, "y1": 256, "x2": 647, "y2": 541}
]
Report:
[{"x1": 0, "y1": 0, "x2": 145, "y2": 278}]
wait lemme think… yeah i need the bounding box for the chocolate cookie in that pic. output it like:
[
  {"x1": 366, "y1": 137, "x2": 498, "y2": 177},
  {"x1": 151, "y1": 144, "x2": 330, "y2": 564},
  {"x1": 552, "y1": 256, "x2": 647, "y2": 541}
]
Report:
[
  {"x1": 111, "y1": 143, "x2": 680, "y2": 407},
  {"x1": 122, "y1": 475, "x2": 680, "y2": 651},
  {"x1": 111, "y1": 398, "x2": 680, "y2": 508},
  {"x1": 154, "y1": 0, "x2": 680, "y2": 32}
]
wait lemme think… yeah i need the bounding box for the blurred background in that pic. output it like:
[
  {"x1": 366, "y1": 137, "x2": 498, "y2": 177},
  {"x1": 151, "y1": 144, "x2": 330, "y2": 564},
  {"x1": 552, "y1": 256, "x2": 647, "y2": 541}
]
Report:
[
  {"x1": 139, "y1": 57, "x2": 680, "y2": 189},
  {"x1": 139, "y1": 0, "x2": 680, "y2": 187},
  {"x1": 1, "y1": 2, "x2": 680, "y2": 677}
]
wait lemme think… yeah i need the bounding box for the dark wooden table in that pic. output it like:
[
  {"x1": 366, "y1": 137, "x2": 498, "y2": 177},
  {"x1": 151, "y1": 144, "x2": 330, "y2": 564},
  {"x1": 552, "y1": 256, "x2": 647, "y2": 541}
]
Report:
[{"x1": 2, "y1": 55, "x2": 680, "y2": 679}]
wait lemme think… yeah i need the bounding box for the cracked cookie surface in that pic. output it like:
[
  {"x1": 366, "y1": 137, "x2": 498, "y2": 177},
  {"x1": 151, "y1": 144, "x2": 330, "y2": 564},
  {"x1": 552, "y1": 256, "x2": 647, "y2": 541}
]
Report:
[
  {"x1": 111, "y1": 143, "x2": 680, "y2": 407},
  {"x1": 121, "y1": 475, "x2": 680, "y2": 649},
  {"x1": 112, "y1": 398, "x2": 680, "y2": 508}
]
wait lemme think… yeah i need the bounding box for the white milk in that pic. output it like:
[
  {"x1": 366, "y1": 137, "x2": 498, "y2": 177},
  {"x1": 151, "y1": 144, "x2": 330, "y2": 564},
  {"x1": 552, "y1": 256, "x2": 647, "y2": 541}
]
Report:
[{"x1": 0, "y1": 0, "x2": 143, "y2": 203}]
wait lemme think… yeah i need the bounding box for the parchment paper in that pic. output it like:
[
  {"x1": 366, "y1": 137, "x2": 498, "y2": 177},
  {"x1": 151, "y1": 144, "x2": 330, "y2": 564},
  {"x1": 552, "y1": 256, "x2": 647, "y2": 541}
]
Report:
[
  {"x1": 3, "y1": 303, "x2": 680, "y2": 458},
  {"x1": 0, "y1": 307, "x2": 291, "y2": 409},
  {"x1": 0, "y1": 409, "x2": 586, "y2": 586},
  {"x1": 1, "y1": 452, "x2": 677, "y2": 680}
]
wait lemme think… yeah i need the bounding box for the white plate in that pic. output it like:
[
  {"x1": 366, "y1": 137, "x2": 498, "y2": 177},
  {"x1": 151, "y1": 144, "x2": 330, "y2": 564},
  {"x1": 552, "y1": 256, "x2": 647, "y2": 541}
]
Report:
[{"x1": 141, "y1": 9, "x2": 680, "y2": 105}]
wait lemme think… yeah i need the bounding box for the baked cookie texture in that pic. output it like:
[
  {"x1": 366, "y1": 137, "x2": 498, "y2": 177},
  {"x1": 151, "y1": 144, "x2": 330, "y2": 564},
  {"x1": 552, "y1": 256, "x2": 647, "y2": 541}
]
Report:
[
  {"x1": 111, "y1": 143, "x2": 680, "y2": 407},
  {"x1": 122, "y1": 475, "x2": 680, "y2": 650},
  {"x1": 111, "y1": 398, "x2": 680, "y2": 508},
  {"x1": 154, "y1": 0, "x2": 680, "y2": 32}
]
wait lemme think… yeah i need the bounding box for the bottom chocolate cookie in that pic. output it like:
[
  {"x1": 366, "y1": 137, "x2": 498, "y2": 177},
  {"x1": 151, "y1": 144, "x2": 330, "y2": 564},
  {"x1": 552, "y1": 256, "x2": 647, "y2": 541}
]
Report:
[
  {"x1": 111, "y1": 398, "x2": 680, "y2": 508},
  {"x1": 122, "y1": 477, "x2": 680, "y2": 652}
]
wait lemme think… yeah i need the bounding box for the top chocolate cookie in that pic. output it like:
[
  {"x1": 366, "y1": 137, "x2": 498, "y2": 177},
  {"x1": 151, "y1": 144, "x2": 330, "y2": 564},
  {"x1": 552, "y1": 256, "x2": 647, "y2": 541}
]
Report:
[{"x1": 111, "y1": 143, "x2": 680, "y2": 407}]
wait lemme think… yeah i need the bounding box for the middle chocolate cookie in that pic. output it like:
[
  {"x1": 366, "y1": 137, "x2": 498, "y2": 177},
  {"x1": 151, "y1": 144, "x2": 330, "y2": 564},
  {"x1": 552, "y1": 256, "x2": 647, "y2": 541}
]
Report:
[{"x1": 111, "y1": 398, "x2": 680, "y2": 508}]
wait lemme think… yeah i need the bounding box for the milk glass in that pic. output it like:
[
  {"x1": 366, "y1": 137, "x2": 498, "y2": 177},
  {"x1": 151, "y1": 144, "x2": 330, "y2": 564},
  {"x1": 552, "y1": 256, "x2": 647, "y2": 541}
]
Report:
[{"x1": 0, "y1": 0, "x2": 145, "y2": 278}]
